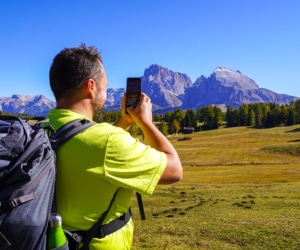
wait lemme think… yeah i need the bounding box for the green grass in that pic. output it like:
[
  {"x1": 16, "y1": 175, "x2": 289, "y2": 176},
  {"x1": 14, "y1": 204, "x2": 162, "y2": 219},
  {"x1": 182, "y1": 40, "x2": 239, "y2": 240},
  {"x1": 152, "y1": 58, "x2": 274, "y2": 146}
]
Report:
[{"x1": 130, "y1": 125, "x2": 300, "y2": 249}]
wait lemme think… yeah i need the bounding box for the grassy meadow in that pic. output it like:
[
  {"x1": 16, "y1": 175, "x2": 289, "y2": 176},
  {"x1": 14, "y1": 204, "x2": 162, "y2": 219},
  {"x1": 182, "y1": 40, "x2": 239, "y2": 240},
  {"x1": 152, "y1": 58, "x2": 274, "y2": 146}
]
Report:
[{"x1": 130, "y1": 125, "x2": 300, "y2": 250}]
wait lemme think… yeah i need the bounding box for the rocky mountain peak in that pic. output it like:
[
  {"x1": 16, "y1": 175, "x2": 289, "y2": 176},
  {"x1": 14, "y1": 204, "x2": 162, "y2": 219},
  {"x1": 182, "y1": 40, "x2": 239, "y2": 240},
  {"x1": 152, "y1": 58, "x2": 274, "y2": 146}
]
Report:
[
  {"x1": 11, "y1": 94, "x2": 27, "y2": 100},
  {"x1": 141, "y1": 64, "x2": 193, "y2": 111},
  {"x1": 143, "y1": 64, "x2": 192, "y2": 95},
  {"x1": 212, "y1": 67, "x2": 259, "y2": 90}
]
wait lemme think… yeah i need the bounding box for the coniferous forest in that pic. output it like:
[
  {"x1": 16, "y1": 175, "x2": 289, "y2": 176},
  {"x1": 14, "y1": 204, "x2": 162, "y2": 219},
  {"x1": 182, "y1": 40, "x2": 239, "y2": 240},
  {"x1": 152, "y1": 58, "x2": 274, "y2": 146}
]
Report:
[
  {"x1": 94, "y1": 99, "x2": 300, "y2": 136},
  {"x1": 1, "y1": 99, "x2": 300, "y2": 136}
]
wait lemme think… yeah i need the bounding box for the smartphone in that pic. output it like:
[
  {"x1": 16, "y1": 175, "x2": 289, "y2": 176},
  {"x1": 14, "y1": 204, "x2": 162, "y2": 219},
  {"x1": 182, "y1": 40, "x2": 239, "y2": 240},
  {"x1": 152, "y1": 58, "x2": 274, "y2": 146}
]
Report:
[{"x1": 126, "y1": 77, "x2": 141, "y2": 114}]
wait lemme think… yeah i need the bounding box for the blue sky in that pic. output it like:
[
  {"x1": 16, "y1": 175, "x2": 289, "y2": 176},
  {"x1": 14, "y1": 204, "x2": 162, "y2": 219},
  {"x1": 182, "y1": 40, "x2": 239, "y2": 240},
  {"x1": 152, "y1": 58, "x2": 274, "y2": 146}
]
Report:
[{"x1": 1, "y1": 0, "x2": 300, "y2": 101}]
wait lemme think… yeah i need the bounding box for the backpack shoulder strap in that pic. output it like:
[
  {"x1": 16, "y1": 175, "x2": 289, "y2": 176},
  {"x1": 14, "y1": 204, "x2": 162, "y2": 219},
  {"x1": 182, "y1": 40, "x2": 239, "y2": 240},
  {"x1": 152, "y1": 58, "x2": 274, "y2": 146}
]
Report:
[
  {"x1": 50, "y1": 119, "x2": 95, "y2": 150},
  {"x1": 49, "y1": 119, "x2": 96, "y2": 214}
]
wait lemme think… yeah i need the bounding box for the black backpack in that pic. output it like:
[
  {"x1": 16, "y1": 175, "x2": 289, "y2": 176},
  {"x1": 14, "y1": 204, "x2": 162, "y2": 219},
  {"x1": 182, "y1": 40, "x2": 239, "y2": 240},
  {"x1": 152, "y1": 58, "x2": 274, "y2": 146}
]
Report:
[{"x1": 0, "y1": 116, "x2": 94, "y2": 250}]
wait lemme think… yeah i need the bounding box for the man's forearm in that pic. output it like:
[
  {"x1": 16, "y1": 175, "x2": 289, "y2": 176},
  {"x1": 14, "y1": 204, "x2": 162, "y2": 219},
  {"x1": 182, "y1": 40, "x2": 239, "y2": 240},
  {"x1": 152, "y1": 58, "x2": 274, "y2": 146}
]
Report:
[
  {"x1": 139, "y1": 121, "x2": 177, "y2": 156},
  {"x1": 114, "y1": 116, "x2": 132, "y2": 131}
]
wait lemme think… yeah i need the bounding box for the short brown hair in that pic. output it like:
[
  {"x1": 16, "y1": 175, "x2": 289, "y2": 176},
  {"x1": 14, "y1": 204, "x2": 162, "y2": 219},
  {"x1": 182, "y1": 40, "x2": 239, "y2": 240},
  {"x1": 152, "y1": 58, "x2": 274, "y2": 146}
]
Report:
[{"x1": 49, "y1": 44, "x2": 103, "y2": 101}]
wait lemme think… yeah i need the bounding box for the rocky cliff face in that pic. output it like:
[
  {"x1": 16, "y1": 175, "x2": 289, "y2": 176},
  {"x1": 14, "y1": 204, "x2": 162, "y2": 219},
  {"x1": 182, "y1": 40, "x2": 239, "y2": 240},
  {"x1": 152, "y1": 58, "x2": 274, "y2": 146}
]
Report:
[
  {"x1": 0, "y1": 65, "x2": 298, "y2": 116},
  {"x1": 141, "y1": 64, "x2": 193, "y2": 111}
]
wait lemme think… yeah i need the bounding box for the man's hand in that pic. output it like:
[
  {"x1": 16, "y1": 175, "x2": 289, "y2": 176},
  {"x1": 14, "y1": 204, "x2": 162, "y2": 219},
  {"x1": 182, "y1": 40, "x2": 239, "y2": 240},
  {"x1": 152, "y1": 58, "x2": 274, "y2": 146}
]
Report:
[
  {"x1": 113, "y1": 93, "x2": 135, "y2": 130},
  {"x1": 126, "y1": 92, "x2": 153, "y2": 126}
]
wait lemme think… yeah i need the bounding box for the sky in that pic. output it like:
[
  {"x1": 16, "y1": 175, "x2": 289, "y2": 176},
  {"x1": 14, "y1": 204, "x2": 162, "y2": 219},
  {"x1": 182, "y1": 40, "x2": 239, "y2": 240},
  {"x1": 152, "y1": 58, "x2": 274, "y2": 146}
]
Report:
[{"x1": 1, "y1": 0, "x2": 300, "y2": 101}]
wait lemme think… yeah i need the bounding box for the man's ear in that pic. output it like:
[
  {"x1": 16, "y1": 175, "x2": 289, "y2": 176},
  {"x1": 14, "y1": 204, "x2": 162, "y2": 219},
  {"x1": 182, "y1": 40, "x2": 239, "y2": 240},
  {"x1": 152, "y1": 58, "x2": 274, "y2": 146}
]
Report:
[{"x1": 85, "y1": 79, "x2": 97, "y2": 99}]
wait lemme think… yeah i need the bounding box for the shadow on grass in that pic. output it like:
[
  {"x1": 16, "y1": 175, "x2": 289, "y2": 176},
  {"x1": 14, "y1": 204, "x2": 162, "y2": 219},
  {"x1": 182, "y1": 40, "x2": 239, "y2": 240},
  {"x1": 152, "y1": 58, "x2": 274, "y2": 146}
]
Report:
[
  {"x1": 286, "y1": 128, "x2": 300, "y2": 133},
  {"x1": 288, "y1": 139, "x2": 300, "y2": 142}
]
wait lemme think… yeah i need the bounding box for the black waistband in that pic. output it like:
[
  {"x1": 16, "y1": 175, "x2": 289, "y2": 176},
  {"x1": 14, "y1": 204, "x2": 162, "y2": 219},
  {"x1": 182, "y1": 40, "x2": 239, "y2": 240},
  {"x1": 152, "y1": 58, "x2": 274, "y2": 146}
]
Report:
[
  {"x1": 72, "y1": 209, "x2": 131, "y2": 240},
  {"x1": 97, "y1": 210, "x2": 131, "y2": 238}
]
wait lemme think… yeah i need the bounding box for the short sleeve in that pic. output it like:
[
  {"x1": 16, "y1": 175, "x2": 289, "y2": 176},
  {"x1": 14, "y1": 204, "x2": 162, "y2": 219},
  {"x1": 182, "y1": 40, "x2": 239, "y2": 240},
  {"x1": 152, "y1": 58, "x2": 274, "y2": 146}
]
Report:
[{"x1": 103, "y1": 129, "x2": 167, "y2": 197}]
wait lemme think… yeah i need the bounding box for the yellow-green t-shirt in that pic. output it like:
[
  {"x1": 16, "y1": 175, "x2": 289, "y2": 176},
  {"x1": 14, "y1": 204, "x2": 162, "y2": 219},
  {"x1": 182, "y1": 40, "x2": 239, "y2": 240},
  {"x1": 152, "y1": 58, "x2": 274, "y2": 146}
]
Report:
[{"x1": 47, "y1": 109, "x2": 167, "y2": 249}]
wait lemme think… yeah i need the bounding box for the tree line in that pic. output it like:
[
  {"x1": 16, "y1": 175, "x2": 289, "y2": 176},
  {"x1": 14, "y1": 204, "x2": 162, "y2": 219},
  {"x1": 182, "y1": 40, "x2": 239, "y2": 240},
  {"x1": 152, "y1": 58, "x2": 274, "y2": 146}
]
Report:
[
  {"x1": 137, "y1": 100, "x2": 300, "y2": 135},
  {"x1": 1, "y1": 99, "x2": 300, "y2": 136},
  {"x1": 225, "y1": 100, "x2": 300, "y2": 128},
  {"x1": 99, "y1": 99, "x2": 300, "y2": 136}
]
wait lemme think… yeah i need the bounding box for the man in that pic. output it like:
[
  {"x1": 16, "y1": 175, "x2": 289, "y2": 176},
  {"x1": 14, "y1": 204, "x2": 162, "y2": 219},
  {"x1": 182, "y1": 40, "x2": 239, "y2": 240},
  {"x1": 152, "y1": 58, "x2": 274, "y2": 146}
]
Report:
[{"x1": 48, "y1": 44, "x2": 182, "y2": 249}]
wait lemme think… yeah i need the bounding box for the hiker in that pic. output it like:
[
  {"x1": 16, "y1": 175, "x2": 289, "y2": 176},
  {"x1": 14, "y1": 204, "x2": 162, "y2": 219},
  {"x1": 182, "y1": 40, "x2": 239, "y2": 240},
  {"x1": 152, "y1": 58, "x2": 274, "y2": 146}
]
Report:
[{"x1": 47, "y1": 44, "x2": 183, "y2": 249}]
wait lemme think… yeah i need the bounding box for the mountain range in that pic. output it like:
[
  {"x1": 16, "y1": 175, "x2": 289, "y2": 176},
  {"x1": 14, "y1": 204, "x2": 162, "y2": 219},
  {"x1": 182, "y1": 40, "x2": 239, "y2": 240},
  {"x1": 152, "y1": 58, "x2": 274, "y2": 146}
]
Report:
[{"x1": 1, "y1": 65, "x2": 299, "y2": 116}]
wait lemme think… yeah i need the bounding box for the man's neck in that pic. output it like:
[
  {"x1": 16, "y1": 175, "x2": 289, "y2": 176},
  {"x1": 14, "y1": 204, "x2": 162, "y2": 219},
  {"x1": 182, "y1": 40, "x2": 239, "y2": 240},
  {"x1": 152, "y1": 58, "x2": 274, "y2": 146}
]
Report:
[{"x1": 56, "y1": 99, "x2": 93, "y2": 120}]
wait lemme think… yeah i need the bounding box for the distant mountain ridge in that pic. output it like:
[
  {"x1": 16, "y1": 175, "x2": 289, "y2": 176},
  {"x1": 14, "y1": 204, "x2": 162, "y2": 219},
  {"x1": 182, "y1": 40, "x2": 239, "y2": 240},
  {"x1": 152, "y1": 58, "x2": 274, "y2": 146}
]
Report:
[
  {"x1": 0, "y1": 94, "x2": 56, "y2": 116},
  {"x1": 184, "y1": 67, "x2": 297, "y2": 110},
  {"x1": 1, "y1": 65, "x2": 299, "y2": 116}
]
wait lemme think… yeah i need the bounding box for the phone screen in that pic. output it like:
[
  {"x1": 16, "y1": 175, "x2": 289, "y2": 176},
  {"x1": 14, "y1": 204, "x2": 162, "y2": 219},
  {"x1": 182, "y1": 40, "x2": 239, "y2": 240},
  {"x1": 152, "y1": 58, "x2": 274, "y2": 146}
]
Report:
[{"x1": 126, "y1": 77, "x2": 141, "y2": 113}]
